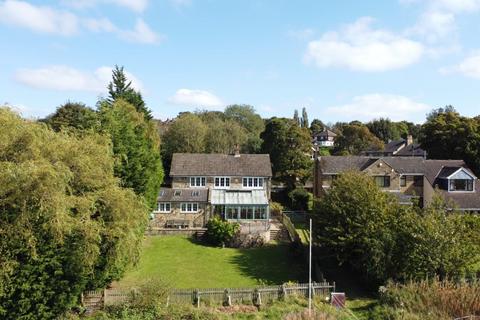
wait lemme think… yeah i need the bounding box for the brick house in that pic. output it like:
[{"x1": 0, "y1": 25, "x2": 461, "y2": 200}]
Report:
[
  {"x1": 152, "y1": 152, "x2": 273, "y2": 228},
  {"x1": 313, "y1": 156, "x2": 480, "y2": 211}
]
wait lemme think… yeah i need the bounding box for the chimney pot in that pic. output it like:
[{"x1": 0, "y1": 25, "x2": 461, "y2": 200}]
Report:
[{"x1": 407, "y1": 135, "x2": 413, "y2": 146}]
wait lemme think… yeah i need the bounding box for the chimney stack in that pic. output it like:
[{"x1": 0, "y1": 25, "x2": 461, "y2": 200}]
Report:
[
  {"x1": 407, "y1": 134, "x2": 413, "y2": 146},
  {"x1": 234, "y1": 144, "x2": 241, "y2": 157}
]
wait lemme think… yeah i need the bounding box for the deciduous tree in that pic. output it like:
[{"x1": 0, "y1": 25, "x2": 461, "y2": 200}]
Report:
[{"x1": 0, "y1": 108, "x2": 147, "y2": 319}]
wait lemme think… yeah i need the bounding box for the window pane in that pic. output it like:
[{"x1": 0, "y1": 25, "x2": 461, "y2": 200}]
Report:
[
  {"x1": 215, "y1": 178, "x2": 219, "y2": 186},
  {"x1": 187, "y1": 203, "x2": 192, "y2": 211},
  {"x1": 201, "y1": 177, "x2": 206, "y2": 186},
  {"x1": 249, "y1": 178, "x2": 253, "y2": 187},
  {"x1": 400, "y1": 176, "x2": 406, "y2": 187},
  {"x1": 259, "y1": 178, "x2": 263, "y2": 187},
  {"x1": 166, "y1": 203, "x2": 170, "y2": 211},
  {"x1": 226, "y1": 178, "x2": 230, "y2": 187},
  {"x1": 384, "y1": 176, "x2": 390, "y2": 187},
  {"x1": 196, "y1": 177, "x2": 200, "y2": 186},
  {"x1": 254, "y1": 178, "x2": 258, "y2": 187},
  {"x1": 247, "y1": 207, "x2": 254, "y2": 219}
]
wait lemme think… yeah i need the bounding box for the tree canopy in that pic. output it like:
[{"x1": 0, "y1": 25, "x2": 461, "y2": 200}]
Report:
[
  {"x1": 261, "y1": 117, "x2": 312, "y2": 189},
  {"x1": 107, "y1": 65, "x2": 152, "y2": 120},
  {"x1": 99, "y1": 99, "x2": 164, "y2": 208},
  {"x1": 334, "y1": 123, "x2": 384, "y2": 155},
  {"x1": 0, "y1": 108, "x2": 147, "y2": 318},
  {"x1": 419, "y1": 106, "x2": 480, "y2": 175},
  {"x1": 42, "y1": 101, "x2": 99, "y2": 132}
]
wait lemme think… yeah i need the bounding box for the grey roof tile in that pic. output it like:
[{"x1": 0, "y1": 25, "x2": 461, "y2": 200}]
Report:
[{"x1": 170, "y1": 153, "x2": 272, "y2": 177}]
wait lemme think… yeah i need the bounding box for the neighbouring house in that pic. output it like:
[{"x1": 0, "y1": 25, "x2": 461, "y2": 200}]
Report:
[
  {"x1": 313, "y1": 129, "x2": 337, "y2": 148},
  {"x1": 313, "y1": 156, "x2": 480, "y2": 211},
  {"x1": 363, "y1": 135, "x2": 426, "y2": 157},
  {"x1": 152, "y1": 150, "x2": 273, "y2": 229}
]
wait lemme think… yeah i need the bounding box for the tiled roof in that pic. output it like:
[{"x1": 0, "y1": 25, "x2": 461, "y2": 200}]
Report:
[
  {"x1": 435, "y1": 180, "x2": 480, "y2": 210},
  {"x1": 157, "y1": 187, "x2": 208, "y2": 202},
  {"x1": 170, "y1": 153, "x2": 272, "y2": 177}
]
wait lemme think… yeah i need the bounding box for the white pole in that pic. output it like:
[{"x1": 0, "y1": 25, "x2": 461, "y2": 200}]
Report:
[{"x1": 308, "y1": 218, "x2": 312, "y2": 316}]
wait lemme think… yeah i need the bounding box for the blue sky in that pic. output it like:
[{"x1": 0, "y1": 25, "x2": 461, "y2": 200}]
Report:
[{"x1": 1, "y1": 0, "x2": 480, "y2": 123}]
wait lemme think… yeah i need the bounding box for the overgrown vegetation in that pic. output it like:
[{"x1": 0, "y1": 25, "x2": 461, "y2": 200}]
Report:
[
  {"x1": 0, "y1": 108, "x2": 148, "y2": 319},
  {"x1": 67, "y1": 297, "x2": 351, "y2": 320},
  {"x1": 371, "y1": 278, "x2": 480, "y2": 319}
]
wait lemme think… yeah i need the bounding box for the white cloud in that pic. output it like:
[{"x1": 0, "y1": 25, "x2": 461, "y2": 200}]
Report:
[
  {"x1": 14, "y1": 65, "x2": 144, "y2": 93},
  {"x1": 83, "y1": 17, "x2": 117, "y2": 33},
  {"x1": 326, "y1": 94, "x2": 430, "y2": 122},
  {"x1": 0, "y1": 0, "x2": 79, "y2": 35},
  {"x1": 304, "y1": 17, "x2": 424, "y2": 72},
  {"x1": 408, "y1": 10, "x2": 456, "y2": 42},
  {"x1": 440, "y1": 52, "x2": 480, "y2": 78},
  {"x1": 120, "y1": 19, "x2": 163, "y2": 44},
  {"x1": 169, "y1": 89, "x2": 223, "y2": 108},
  {"x1": 63, "y1": 0, "x2": 149, "y2": 13}
]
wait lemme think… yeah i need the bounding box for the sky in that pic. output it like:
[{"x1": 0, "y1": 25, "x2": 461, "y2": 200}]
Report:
[{"x1": 1, "y1": 0, "x2": 480, "y2": 124}]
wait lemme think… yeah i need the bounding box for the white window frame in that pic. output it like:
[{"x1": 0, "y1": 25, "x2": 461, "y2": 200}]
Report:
[
  {"x1": 157, "y1": 202, "x2": 171, "y2": 213},
  {"x1": 214, "y1": 177, "x2": 230, "y2": 189},
  {"x1": 243, "y1": 177, "x2": 264, "y2": 189},
  {"x1": 181, "y1": 202, "x2": 199, "y2": 213},
  {"x1": 189, "y1": 176, "x2": 206, "y2": 187}
]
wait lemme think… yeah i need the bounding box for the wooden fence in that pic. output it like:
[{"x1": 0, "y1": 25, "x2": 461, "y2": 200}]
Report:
[{"x1": 83, "y1": 282, "x2": 335, "y2": 311}]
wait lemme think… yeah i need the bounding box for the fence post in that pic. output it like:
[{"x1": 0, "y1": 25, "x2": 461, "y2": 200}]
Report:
[
  {"x1": 193, "y1": 289, "x2": 200, "y2": 308},
  {"x1": 253, "y1": 288, "x2": 262, "y2": 307},
  {"x1": 223, "y1": 289, "x2": 231, "y2": 306},
  {"x1": 281, "y1": 284, "x2": 287, "y2": 300}
]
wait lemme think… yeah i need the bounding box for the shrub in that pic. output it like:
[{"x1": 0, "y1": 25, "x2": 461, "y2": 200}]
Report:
[
  {"x1": 288, "y1": 188, "x2": 313, "y2": 211},
  {"x1": 205, "y1": 217, "x2": 240, "y2": 247},
  {"x1": 270, "y1": 202, "x2": 284, "y2": 215}
]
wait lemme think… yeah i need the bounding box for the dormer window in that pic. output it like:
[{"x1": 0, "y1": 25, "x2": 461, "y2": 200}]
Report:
[
  {"x1": 449, "y1": 179, "x2": 474, "y2": 191},
  {"x1": 443, "y1": 167, "x2": 476, "y2": 192},
  {"x1": 174, "y1": 190, "x2": 182, "y2": 197}
]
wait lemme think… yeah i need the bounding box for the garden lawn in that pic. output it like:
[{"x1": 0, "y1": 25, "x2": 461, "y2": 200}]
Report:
[{"x1": 115, "y1": 236, "x2": 305, "y2": 289}]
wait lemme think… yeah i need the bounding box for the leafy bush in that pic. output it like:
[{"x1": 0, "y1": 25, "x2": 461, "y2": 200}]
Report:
[
  {"x1": 288, "y1": 188, "x2": 313, "y2": 211},
  {"x1": 205, "y1": 217, "x2": 240, "y2": 247}
]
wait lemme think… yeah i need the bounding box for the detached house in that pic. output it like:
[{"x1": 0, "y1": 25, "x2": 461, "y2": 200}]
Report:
[
  {"x1": 363, "y1": 135, "x2": 426, "y2": 158},
  {"x1": 313, "y1": 129, "x2": 337, "y2": 148},
  {"x1": 152, "y1": 152, "x2": 273, "y2": 228},
  {"x1": 313, "y1": 156, "x2": 480, "y2": 211}
]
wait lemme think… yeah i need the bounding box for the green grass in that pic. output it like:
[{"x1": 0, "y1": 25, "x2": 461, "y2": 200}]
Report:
[
  {"x1": 293, "y1": 222, "x2": 310, "y2": 245},
  {"x1": 115, "y1": 236, "x2": 306, "y2": 289}
]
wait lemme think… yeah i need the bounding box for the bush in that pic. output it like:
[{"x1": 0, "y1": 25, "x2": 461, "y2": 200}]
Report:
[
  {"x1": 288, "y1": 188, "x2": 313, "y2": 211},
  {"x1": 205, "y1": 217, "x2": 240, "y2": 247},
  {"x1": 270, "y1": 202, "x2": 284, "y2": 215}
]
